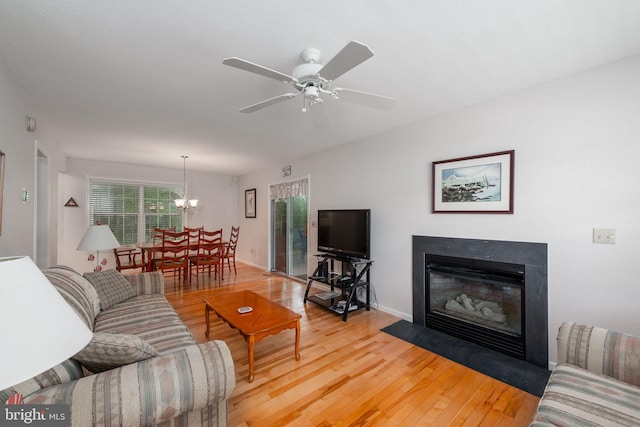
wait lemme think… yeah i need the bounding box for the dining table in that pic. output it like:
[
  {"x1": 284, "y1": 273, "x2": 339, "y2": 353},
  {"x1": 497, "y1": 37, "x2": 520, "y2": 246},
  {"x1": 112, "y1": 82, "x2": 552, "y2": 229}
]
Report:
[{"x1": 137, "y1": 240, "x2": 227, "y2": 280}]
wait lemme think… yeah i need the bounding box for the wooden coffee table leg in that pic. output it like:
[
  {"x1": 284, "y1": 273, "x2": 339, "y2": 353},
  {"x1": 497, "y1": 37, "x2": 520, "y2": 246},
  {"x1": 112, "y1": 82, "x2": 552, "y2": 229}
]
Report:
[
  {"x1": 248, "y1": 335, "x2": 255, "y2": 383},
  {"x1": 204, "y1": 304, "x2": 211, "y2": 338},
  {"x1": 295, "y1": 319, "x2": 301, "y2": 361}
]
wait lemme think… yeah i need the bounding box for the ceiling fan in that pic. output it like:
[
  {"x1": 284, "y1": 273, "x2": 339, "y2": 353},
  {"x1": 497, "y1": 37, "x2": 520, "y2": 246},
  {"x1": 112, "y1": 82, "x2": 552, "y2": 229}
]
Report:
[{"x1": 222, "y1": 41, "x2": 396, "y2": 126}]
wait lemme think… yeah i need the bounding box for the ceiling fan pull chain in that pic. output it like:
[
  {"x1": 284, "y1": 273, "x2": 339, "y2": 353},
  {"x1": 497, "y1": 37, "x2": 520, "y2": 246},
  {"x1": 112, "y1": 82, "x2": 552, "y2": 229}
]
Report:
[{"x1": 301, "y1": 94, "x2": 307, "y2": 113}]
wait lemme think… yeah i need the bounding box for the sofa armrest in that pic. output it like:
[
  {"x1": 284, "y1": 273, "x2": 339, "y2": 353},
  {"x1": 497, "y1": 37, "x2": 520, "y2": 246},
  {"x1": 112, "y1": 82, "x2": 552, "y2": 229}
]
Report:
[
  {"x1": 557, "y1": 321, "x2": 640, "y2": 386},
  {"x1": 125, "y1": 271, "x2": 165, "y2": 295},
  {"x1": 25, "y1": 341, "x2": 235, "y2": 426}
]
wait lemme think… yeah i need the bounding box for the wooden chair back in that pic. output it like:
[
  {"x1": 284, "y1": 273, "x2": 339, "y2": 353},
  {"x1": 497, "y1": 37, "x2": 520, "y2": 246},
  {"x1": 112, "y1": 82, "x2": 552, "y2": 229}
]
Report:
[
  {"x1": 224, "y1": 226, "x2": 240, "y2": 274},
  {"x1": 155, "y1": 230, "x2": 190, "y2": 283},
  {"x1": 190, "y1": 228, "x2": 223, "y2": 285},
  {"x1": 152, "y1": 227, "x2": 176, "y2": 244},
  {"x1": 185, "y1": 226, "x2": 203, "y2": 240},
  {"x1": 197, "y1": 228, "x2": 223, "y2": 258}
]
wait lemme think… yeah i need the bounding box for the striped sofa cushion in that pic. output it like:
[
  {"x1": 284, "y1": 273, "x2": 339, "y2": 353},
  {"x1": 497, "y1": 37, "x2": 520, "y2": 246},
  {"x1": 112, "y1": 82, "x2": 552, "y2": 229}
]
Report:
[
  {"x1": 43, "y1": 267, "x2": 100, "y2": 329},
  {"x1": 558, "y1": 322, "x2": 640, "y2": 387},
  {"x1": 94, "y1": 294, "x2": 196, "y2": 354},
  {"x1": 83, "y1": 269, "x2": 137, "y2": 310},
  {"x1": 124, "y1": 270, "x2": 165, "y2": 295},
  {"x1": 533, "y1": 364, "x2": 640, "y2": 426}
]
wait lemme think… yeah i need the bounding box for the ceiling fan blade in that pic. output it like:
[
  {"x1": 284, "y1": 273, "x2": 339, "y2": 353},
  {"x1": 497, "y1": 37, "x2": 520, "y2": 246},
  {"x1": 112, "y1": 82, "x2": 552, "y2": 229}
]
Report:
[
  {"x1": 333, "y1": 88, "x2": 396, "y2": 110},
  {"x1": 239, "y1": 93, "x2": 298, "y2": 113},
  {"x1": 318, "y1": 41, "x2": 374, "y2": 82},
  {"x1": 223, "y1": 57, "x2": 298, "y2": 84},
  {"x1": 310, "y1": 102, "x2": 329, "y2": 128}
]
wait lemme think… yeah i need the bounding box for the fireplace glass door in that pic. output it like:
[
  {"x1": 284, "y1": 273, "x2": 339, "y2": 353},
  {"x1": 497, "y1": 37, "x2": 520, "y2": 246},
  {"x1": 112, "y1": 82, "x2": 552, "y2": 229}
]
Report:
[{"x1": 426, "y1": 256, "x2": 525, "y2": 358}]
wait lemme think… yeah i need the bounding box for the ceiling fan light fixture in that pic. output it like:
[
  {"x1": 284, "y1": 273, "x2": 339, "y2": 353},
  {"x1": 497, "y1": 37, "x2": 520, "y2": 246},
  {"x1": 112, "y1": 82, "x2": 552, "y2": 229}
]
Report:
[{"x1": 304, "y1": 86, "x2": 320, "y2": 98}]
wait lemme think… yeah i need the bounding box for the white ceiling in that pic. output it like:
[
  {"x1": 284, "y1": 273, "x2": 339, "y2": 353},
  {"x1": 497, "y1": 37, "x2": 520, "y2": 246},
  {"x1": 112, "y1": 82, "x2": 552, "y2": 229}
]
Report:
[{"x1": 1, "y1": 1, "x2": 640, "y2": 175}]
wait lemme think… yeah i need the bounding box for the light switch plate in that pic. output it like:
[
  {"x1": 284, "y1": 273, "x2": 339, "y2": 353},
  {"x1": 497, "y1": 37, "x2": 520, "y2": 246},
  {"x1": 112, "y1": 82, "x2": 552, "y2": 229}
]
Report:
[{"x1": 593, "y1": 228, "x2": 615, "y2": 244}]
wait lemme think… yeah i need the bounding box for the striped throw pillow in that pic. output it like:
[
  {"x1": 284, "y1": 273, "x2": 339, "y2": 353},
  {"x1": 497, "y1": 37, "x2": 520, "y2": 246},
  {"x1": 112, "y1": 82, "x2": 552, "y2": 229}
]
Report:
[{"x1": 73, "y1": 332, "x2": 160, "y2": 373}]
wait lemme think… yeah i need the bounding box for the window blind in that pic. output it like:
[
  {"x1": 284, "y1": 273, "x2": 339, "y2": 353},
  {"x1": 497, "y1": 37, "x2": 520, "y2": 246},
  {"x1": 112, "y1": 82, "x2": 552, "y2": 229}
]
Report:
[{"x1": 88, "y1": 179, "x2": 183, "y2": 245}]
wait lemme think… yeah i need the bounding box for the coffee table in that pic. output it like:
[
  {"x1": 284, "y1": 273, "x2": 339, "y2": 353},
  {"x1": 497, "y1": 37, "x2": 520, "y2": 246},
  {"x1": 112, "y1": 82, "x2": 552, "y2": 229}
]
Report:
[{"x1": 204, "y1": 290, "x2": 301, "y2": 382}]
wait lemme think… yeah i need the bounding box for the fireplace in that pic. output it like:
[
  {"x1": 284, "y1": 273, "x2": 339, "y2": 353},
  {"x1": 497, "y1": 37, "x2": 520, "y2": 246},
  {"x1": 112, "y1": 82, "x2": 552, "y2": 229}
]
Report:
[{"x1": 413, "y1": 236, "x2": 548, "y2": 368}]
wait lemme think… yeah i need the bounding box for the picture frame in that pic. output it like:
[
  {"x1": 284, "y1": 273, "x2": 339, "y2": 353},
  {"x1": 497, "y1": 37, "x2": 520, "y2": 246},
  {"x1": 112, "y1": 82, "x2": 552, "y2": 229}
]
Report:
[
  {"x1": 432, "y1": 150, "x2": 514, "y2": 214},
  {"x1": 245, "y1": 188, "x2": 256, "y2": 218},
  {"x1": 0, "y1": 151, "x2": 4, "y2": 236}
]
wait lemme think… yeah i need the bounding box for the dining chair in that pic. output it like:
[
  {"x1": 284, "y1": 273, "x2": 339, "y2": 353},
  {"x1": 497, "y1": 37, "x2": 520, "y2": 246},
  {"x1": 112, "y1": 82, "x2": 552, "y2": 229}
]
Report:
[
  {"x1": 223, "y1": 226, "x2": 240, "y2": 275},
  {"x1": 152, "y1": 227, "x2": 176, "y2": 244},
  {"x1": 189, "y1": 228, "x2": 223, "y2": 286},
  {"x1": 149, "y1": 227, "x2": 177, "y2": 270},
  {"x1": 154, "y1": 229, "x2": 190, "y2": 284},
  {"x1": 184, "y1": 226, "x2": 204, "y2": 257},
  {"x1": 113, "y1": 246, "x2": 146, "y2": 272},
  {"x1": 184, "y1": 226, "x2": 203, "y2": 239}
]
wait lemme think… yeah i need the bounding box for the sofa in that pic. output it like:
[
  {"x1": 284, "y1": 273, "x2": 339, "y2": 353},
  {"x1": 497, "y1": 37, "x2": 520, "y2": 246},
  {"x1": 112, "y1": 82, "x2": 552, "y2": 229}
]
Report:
[
  {"x1": 0, "y1": 266, "x2": 236, "y2": 426},
  {"x1": 531, "y1": 321, "x2": 640, "y2": 426}
]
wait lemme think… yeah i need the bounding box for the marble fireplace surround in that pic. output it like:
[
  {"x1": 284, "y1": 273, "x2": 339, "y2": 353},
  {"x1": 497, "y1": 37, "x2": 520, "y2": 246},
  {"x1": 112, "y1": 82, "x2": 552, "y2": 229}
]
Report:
[{"x1": 412, "y1": 236, "x2": 548, "y2": 368}]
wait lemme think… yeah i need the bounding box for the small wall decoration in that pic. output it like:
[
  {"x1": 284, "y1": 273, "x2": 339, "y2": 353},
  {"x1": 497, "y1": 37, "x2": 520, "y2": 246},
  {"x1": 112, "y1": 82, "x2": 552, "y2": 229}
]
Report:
[
  {"x1": 65, "y1": 197, "x2": 79, "y2": 207},
  {"x1": 432, "y1": 150, "x2": 514, "y2": 214},
  {"x1": 245, "y1": 188, "x2": 256, "y2": 218}
]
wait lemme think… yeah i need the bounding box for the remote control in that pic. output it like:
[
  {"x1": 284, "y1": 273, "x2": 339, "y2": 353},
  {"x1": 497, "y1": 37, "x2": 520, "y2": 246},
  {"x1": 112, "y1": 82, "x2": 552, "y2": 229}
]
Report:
[{"x1": 237, "y1": 306, "x2": 253, "y2": 314}]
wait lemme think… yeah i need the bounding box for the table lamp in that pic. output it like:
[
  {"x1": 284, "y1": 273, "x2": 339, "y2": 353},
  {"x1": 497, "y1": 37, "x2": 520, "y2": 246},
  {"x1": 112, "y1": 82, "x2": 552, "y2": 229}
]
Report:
[
  {"x1": 77, "y1": 224, "x2": 120, "y2": 272},
  {"x1": 0, "y1": 256, "x2": 93, "y2": 391}
]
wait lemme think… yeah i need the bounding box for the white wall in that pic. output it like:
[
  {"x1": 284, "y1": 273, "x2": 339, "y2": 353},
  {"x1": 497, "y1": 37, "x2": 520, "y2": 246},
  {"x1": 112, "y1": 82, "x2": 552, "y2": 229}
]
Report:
[
  {"x1": 58, "y1": 158, "x2": 238, "y2": 272},
  {"x1": 236, "y1": 55, "x2": 640, "y2": 365},
  {"x1": 0, "y1": 63, "x2": 66, "y2": 263}
]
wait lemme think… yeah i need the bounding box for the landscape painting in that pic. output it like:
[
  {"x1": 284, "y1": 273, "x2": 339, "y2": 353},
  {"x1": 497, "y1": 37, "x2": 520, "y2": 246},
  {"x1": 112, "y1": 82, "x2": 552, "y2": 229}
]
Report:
[{"x1": 432, "y1": 150, "x2": 514, "y2": 214}]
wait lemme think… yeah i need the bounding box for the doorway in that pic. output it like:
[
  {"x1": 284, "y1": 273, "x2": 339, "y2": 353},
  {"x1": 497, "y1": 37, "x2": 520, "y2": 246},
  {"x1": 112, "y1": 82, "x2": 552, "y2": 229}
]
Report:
[
  {"x1": 270, "y1": 178, "x2": 308, "y2": 280},
  {"x1": 35, "y1": 146, "x2": 50, "y2": 268}
]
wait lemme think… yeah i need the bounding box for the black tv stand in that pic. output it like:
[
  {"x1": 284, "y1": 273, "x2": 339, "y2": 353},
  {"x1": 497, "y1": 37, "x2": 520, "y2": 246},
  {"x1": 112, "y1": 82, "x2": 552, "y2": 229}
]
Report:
[{"x1": 303, "y1": 253, "x2": 373, "y2": 321}]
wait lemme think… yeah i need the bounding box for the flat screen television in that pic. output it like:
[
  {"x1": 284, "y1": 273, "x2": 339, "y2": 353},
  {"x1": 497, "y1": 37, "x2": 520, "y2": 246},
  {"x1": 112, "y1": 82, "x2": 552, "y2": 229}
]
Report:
[{"x1": 317, "y1": 209, "x2": 371, "y2": 259}]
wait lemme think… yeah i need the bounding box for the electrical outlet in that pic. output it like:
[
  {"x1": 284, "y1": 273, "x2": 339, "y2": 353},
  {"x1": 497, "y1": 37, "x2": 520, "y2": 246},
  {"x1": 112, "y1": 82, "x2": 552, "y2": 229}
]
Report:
[{"x1": 593, "y1": 228, "x2": 615, "y2": 244}]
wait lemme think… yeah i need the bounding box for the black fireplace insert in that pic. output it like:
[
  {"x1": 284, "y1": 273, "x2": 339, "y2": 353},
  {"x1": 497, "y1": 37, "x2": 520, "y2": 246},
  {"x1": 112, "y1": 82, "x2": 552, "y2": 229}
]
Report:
[{"x1": 413, "y1": 236, "x2": 548, "y2": 368}]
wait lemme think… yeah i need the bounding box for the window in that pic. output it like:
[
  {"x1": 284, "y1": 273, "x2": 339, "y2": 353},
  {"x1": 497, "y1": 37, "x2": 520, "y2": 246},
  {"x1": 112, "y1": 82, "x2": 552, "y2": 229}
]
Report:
[{"x1": 89, "y1": 179, "x2": 183, "y2": 245}]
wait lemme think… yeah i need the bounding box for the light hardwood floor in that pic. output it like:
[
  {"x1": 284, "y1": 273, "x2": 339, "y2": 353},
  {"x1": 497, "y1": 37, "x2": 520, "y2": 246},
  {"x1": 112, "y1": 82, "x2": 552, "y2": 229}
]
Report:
[{"x1": 162, "y1": 262, "x2": 539, "y2": 426}]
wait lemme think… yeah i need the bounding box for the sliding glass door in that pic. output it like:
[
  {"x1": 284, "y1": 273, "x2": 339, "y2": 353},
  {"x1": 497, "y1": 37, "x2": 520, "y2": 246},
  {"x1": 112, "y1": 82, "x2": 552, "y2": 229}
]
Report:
[{"x1": 270, "y1": 179, "x2": 308, "y2": 280}]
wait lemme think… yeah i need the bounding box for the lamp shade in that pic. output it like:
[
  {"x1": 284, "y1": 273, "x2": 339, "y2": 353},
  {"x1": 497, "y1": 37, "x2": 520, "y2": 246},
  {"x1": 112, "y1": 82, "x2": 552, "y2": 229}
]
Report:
[
  {"x1": 0, "y1": 256, "x2": 93, "y2": 390},
  {"x1": 77, "y1": 224, "x2": 120, "y2": 251}
]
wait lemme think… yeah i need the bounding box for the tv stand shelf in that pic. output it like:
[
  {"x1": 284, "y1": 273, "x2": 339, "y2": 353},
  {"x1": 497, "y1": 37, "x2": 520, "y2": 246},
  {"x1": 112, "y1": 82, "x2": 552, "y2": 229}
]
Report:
[{"x1": 304, "y1": 254, "x2": 373, "y2": 321}]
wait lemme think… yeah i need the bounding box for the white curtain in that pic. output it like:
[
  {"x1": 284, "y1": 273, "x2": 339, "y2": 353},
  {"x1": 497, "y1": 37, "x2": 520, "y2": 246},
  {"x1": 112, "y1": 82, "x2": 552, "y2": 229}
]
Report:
[{"x1": 270, "y1": 178, "x2": 308, "y2": 201}]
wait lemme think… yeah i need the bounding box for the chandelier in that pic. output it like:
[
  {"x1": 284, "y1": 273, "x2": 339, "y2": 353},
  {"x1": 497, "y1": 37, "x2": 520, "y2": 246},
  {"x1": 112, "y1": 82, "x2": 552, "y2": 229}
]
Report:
[{"x1": 174, "y1": 155, "x2": 198, "y2": 211}]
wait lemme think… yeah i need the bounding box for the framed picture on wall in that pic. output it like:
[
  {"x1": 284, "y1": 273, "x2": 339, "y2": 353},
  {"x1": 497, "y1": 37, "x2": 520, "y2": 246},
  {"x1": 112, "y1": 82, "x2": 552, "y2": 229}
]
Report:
[
  {"x1": 245, "y1": 188, "x2": 256, "y2": 218},
  {"x1": 432, "y1": 150, "x2": 514, "y2": 214}
]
